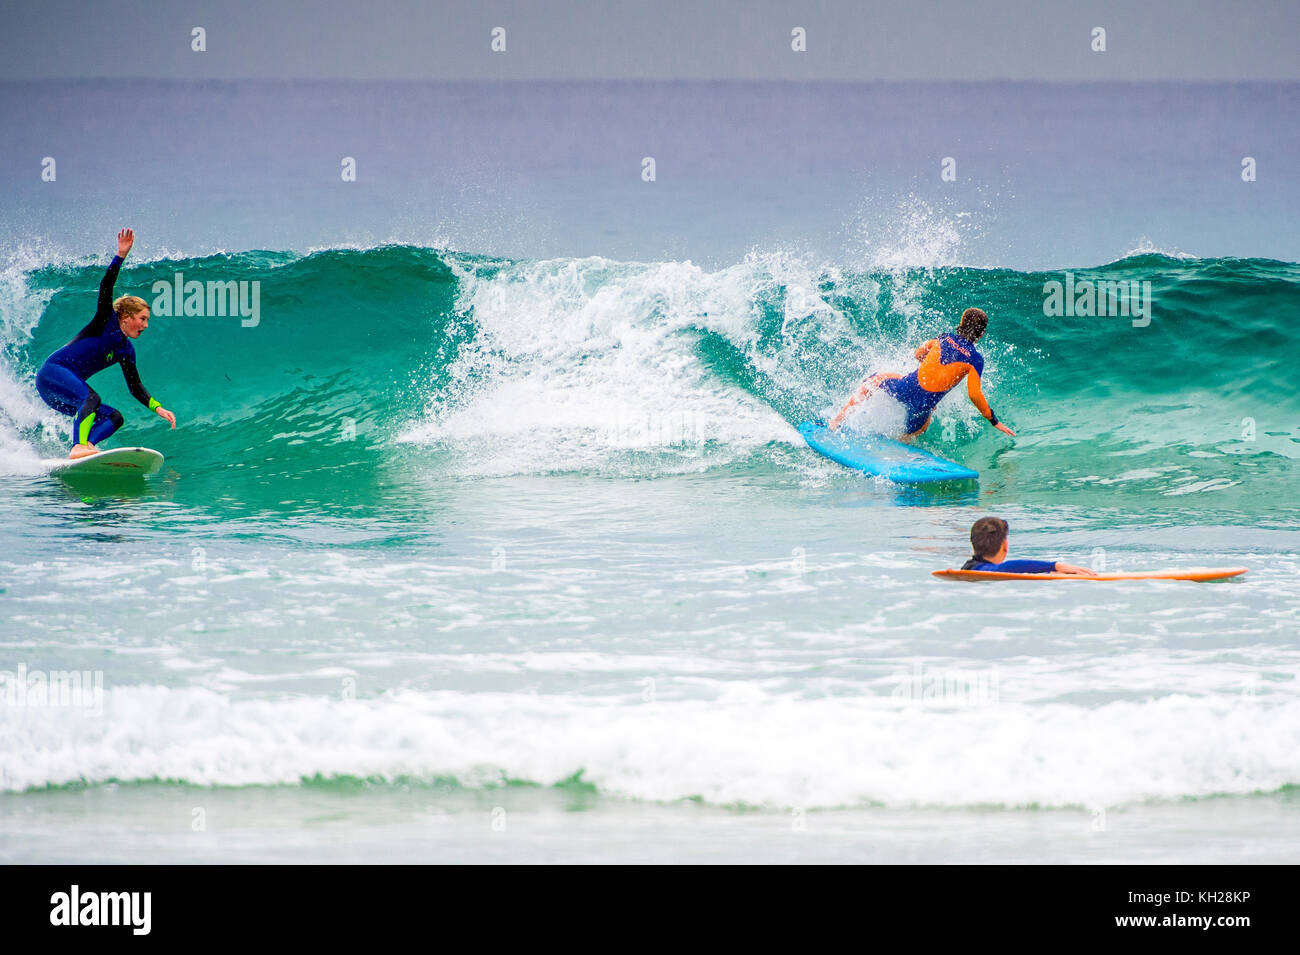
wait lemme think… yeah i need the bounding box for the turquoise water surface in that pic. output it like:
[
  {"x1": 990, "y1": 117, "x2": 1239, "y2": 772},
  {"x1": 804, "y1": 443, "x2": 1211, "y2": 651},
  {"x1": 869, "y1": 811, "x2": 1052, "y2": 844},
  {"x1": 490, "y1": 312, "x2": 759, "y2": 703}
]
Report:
[{"x1": 2, "y1": 80, "x2": 1298, "y2": 862}]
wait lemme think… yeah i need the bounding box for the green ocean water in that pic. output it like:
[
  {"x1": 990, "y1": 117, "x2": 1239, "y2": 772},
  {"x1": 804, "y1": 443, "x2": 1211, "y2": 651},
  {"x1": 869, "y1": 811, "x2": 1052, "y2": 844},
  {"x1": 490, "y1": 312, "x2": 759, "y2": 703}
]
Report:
[
  {"x1": 8, "y1": 247, "x2": 1299, "y2": 521},
  {"x1": 2, "y1": 245, "x2": 1299, "y2": 862}
]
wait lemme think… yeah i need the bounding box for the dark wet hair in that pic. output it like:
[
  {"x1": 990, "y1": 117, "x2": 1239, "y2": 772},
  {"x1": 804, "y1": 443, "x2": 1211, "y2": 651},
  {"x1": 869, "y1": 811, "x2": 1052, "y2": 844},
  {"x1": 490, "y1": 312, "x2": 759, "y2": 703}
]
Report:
[
  {"x1": 970, "y1": 516, "x2": 1009, "y2": 559},
  {"x1": 957, "y1": 307, "x2": 987, "y2": 342}
]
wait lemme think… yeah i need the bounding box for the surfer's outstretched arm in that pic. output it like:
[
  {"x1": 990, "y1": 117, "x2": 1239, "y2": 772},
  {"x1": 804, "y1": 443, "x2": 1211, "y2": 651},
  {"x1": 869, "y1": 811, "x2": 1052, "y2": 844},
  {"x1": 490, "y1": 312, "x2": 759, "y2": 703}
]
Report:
[
  {"x1": 98, "y1": 230, "x2": 134, "y2": 311},
  {"x1": 965, "y1": 369, "x2": 1016, "y2": 436},
  {"x1": 77, "y1": 229, "x2": 135, "y2": 341},
  {"x1": 120, "y1": 358, "x2": 175, "y2": 428},
  {"x1": 94, "y1": 257, "x2": 122, "y2": 321}
]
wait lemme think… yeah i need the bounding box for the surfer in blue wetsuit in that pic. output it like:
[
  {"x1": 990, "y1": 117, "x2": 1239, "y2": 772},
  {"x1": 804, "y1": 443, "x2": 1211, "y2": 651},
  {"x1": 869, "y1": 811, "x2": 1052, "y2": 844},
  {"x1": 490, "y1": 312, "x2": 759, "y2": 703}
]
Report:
[
  {"x1": 35, "y1": 229, "x2": 175, "y2": 458},
  {"x1": 829, "y1": 307, "x2": 1017, "y2": 441},
  {"x1": 962, "y1": 517, "x2": 1095, "y2": 575}
]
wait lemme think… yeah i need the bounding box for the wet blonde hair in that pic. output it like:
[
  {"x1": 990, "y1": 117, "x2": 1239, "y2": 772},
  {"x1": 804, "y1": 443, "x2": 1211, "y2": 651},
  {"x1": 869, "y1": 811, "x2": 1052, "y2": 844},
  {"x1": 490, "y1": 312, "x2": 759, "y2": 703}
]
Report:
[{"x1": 113, "y1": 295, "x2": 149, "y2": 318}]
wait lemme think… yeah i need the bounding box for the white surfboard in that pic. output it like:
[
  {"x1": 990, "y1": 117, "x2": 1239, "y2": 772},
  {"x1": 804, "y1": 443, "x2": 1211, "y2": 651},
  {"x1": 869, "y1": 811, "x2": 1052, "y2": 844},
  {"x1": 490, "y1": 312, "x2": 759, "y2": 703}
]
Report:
[{"x1": 42, "y1": 446, "x2": 164, "y2": 477}]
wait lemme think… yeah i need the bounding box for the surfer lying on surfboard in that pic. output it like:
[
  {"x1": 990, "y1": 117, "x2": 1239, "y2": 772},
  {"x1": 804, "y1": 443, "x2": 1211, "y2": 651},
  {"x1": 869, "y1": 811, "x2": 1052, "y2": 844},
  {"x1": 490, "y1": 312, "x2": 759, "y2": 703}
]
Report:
[
  {"x1": 829, "y1": 307, "x2": 1016, "y2": 440},
  {"x1": 962, "y1": 517, "x2": 1095, "y2": 575},
  {"x1": 35, "y1": 229, "x2": 175, "y2": 459}
]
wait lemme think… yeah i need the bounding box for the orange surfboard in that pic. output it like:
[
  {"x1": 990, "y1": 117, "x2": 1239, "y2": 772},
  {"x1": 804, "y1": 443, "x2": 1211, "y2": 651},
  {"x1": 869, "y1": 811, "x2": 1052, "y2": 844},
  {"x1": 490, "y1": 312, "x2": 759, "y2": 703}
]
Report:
[{"x1": 933, "y1": 567, "x2": 1248, "y2": 582}]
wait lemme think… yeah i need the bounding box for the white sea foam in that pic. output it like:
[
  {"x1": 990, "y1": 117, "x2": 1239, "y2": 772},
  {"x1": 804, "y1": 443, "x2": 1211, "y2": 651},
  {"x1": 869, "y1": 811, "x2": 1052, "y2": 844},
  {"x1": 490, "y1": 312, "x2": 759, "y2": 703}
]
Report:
[
  {"x1": 0, "y1": 250, "x2": 64, "y2": 473},
  {"x1": 3, "y1": 685, "x2": 1298, "y2": 809},
  {"x1": 1116, "y1": 237, "x2": 1200, "y2": 262},
  {"x1": 398, "y1": 243, "x2": 1012, "y2": 478},
  {"x1": 847, "y1": 194, "x2": 976, "y2": 273},
  {"x1": 398, "y1": 253, "x2": 844, "y2": 476}
]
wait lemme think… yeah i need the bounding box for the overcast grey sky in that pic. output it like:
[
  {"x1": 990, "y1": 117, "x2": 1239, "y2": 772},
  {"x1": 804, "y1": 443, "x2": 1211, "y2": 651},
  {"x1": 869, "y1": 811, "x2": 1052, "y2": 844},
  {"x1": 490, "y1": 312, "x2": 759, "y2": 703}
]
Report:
[{"x1": 2, "y1": 0, "x2": 1298, "y2": 81}]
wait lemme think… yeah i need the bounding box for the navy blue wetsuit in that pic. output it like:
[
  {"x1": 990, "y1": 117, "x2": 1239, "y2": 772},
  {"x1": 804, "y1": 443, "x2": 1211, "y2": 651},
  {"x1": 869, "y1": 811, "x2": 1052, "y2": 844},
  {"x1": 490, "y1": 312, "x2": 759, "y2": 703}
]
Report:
[
  {"x1": 960, "y1": 557, "x2": 1057, "y2": 573},
  {"x1": 35, "y1": 255, "x2": 159, "y2": 446}
]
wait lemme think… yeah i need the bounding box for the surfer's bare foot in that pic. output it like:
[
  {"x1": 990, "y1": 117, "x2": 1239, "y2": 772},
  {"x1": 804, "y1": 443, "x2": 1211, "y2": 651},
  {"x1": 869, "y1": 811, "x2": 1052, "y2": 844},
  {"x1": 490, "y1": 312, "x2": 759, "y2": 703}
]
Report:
[{"x1": 69, "y1": 443, "x2": 98, "y2": 459}]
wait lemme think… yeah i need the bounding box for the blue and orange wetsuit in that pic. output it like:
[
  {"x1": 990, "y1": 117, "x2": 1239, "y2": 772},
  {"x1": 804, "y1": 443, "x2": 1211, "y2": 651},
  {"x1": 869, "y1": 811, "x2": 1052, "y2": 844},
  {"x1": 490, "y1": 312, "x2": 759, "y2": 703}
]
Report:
[
  {"x1": 960, "y1": 557, "x2": 1057, "y2": 573},
  {"x1": 830, "y1": 332, "x2": 999, "y2": 435},
  {"x1": 35, "y1": 255, "x2": 160, "y2": 446}
]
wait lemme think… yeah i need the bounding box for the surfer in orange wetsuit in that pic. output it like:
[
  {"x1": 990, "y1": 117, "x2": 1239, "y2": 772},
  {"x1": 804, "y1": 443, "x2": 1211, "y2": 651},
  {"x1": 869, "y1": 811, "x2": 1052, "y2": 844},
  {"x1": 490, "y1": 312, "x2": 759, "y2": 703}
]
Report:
[{"x1": 829, "y1": 307, "x2": 1016, "y2": 440}]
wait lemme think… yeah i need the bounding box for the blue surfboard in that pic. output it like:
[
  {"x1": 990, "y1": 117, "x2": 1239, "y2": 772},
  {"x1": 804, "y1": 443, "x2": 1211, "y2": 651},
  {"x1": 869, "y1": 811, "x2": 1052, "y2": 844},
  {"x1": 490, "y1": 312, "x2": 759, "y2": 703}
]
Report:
[{"x1": 798, "y1": 420, "x2": 978, "y2": 483}]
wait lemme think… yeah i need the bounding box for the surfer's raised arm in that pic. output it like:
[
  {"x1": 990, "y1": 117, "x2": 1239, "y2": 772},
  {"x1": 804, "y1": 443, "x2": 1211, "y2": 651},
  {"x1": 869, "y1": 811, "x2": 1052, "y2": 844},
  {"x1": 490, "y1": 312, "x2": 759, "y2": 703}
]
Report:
[
  {"x1": 100, "y1": 228, "x2": 134, "y2": 305},
  {"x1": 83, "y1": 229, "x2": 135, "y2": 339}
]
